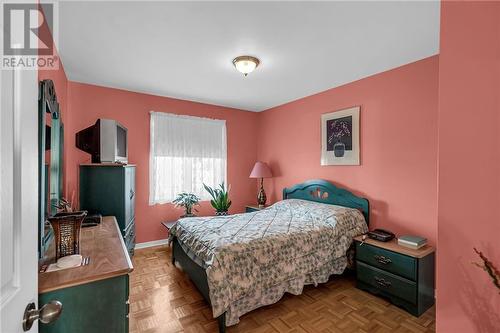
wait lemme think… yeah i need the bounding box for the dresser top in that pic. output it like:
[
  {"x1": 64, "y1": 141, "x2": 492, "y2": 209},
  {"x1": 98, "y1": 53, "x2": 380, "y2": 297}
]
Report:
[
  {"x1": 39, "y1": 216, "x2": 133, "y2": 293},
  {"x1": 353, "y1": 235, "x2": 435, "y2": 258}
]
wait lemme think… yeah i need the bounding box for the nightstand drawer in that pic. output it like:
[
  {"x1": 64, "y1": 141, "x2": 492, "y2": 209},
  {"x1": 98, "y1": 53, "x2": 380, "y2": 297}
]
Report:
[
  {"x1": 357, "y1": 261, "x2": 417, "y2": 304},
  {"x1": 356, "y1": 242, "x2": 416, "y2": 280}
]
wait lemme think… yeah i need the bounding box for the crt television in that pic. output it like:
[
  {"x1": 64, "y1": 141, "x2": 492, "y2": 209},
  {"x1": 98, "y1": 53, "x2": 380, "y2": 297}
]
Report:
[{"x1": 76, "y1": 119, "x2": 128, "y2": 164}]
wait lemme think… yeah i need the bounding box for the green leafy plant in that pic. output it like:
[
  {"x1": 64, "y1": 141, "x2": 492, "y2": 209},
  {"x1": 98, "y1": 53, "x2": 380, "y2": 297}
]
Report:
[
  {"x1": 172, "y1": 192, "x2": 200, "y2": 217},
  {"x1": 203, "y1": 182, "x2": 232, "y2": 215}
]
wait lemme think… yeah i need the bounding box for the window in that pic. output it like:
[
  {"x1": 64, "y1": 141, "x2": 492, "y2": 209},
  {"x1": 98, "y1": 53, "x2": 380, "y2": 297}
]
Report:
[{"x1": 149, "y1": 112, "x2": 227, "y2": 204}]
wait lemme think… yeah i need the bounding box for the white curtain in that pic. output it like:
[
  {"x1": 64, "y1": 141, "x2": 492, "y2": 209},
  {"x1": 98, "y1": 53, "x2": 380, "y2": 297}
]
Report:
[{"x1": 149, "y1": 112, "x2": 227, "y2": 205}]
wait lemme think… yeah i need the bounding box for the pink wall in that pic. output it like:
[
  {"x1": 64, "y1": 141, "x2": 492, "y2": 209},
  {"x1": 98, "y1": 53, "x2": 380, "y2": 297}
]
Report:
[
  {"x1": 437, "y1": 2, "x2": 500, "y2": 332},
  {"x1": 257, "y1": 56, "x2": 439, "y2": 245},
  {"x1": 66, "y1": 83, "x2": 259, "y2": 243}
]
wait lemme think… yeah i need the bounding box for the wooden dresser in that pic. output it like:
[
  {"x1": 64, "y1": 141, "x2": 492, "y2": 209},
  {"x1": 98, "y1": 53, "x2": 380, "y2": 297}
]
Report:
[
  {"x1": 79, "y1": 164, "x2": 136, "y2": 256},
  {"x1": 354, "y1": 236, "x2": 435, "y2": 316},
  {"x1": 39, "y1": 216, "x2": 133, "y2": 333}
]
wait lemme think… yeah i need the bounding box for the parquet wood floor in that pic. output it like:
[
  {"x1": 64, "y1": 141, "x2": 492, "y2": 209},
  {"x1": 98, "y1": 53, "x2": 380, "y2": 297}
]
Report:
[{"x1": 129, "y1": 246, "x2": 435, "y2": 333}]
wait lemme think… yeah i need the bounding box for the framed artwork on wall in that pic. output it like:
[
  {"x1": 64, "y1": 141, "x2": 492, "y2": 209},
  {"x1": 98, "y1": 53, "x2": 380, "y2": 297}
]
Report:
[{"x1": 321, "y1": 106, "x2": 360, "y2": 166}]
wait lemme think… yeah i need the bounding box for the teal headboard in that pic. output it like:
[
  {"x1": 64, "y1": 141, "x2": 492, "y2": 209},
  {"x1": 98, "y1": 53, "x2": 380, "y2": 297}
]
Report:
[{"x1": 283, "y1": 179, "x2": 370, "y2": 225}]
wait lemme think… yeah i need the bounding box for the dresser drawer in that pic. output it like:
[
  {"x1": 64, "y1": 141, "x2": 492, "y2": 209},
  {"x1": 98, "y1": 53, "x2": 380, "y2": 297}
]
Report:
[
  {"x1": 356, "y1": 242, "x2": 416, "y2": 280},
  {"x1": 357, "y1": 261, "x2": 417, "y2": 304}
]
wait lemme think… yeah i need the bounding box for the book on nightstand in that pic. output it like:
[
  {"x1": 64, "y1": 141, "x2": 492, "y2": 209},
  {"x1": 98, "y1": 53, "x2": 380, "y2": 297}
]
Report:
[{"x1": 398, "y1": 235, "x2": 427, "y2": 249}]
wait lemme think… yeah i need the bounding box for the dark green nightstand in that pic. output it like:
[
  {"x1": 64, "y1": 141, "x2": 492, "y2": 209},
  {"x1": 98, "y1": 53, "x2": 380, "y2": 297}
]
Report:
[
  {"x1": 245, "y1": 205, "x2": 265, "y2": 213},
  {"x1": 161, "y1": 221, "x2": 177, "y2": 233},
  {"x1": 354, "y1": 235, "x2": 435, "y2": 316}
]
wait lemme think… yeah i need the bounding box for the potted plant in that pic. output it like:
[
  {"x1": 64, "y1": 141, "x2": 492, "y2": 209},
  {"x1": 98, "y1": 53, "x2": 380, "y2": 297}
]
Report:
[
  {"x1": 172, "y1": 192, "x2": 200, "y2": 218},
  {"x1": 203, "y1": 182, "x2": 232, "y2": 216}
]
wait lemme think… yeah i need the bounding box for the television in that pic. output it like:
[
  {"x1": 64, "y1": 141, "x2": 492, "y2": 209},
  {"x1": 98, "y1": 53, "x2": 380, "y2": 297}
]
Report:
[{"x1": 76, "y1": 119, "x2": 128, "y2": 164}]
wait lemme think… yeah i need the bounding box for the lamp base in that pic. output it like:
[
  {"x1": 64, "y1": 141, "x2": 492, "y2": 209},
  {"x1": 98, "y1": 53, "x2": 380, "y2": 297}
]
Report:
[{"x1": 257, "y1": 178, "x2": 267, "y2": 207}]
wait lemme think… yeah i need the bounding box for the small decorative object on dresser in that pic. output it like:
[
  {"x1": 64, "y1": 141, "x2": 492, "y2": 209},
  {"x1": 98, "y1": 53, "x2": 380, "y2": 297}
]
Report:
[
  {"x1": 82, "y1": 213, "x2": 102, "y2": 228},
  {"x1": 48, "y1": 211, "x2": 88, "y2": 260},
  {"x1": 321, "y1": 106, "x2": 360, "y2": 166},
  {"x1": 245, "y1": 205, "x2": 265, "y2": 213},
  {"x1": 54, "y1": 197, "x2": 74, "y2": 213},
  {"x1": 172, "y1": 192, "x2": 201, "y2": 217},
  {"x1": 354, "y1": 235, "x2": 435, "y2": 316},
  {"x1": 203, "y1": 182, "x2": 232, "y2": 215},
  {"x1": 249, "y1": 161, "x2": 273, "y2": 207}
]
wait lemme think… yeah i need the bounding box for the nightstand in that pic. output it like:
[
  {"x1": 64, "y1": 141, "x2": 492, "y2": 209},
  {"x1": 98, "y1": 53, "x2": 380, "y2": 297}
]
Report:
[
  {"x1": 161, "y1": 221, "x2": 177, "y2": 237},
  {"x1": 354, "y1": 235, "x2": 435, "y2": 316},
  {"x1": 245, "y1": 205, "x2": 265, "y2": 213}
]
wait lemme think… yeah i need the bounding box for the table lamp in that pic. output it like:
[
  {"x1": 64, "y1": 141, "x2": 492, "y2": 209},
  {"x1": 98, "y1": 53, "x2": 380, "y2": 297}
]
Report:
[{"x1": 249, "y1": 161, "x2": 273, "y2": 207}]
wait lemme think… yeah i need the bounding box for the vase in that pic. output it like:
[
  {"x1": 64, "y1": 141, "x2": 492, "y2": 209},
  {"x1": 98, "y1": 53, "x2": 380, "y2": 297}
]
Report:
[
  {"x1": 333, "y1": 142, "x2": 345, "y2": 157},
  {"x1": 48, "y1": 211, "x2": 87, "y2": 260},
  {"x1": 215, "y1": 211, "x2": 228, "y2": 216}
]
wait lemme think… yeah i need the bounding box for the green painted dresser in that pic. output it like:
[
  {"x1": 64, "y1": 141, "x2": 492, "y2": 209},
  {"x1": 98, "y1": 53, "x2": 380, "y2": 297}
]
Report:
[
  {"x1": 354, "y1": 235, "x2": 435, "y2": 316},
  {"x1": 79, "y1": 164, "x2": 136, "y2": 256},
  {"x1": 39, "y1": 217, "x2": 133, "y2": 333}
]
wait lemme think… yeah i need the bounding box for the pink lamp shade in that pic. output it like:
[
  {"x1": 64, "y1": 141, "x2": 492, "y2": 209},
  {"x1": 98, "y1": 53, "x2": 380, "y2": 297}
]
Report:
[{"x1": 249, "y1": 161, "x2": 272, "y2": 178}]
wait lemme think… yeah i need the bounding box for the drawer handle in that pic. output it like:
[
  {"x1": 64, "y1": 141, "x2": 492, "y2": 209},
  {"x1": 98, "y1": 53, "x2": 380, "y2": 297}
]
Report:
[
  {"x1": 130, "y1": 189, "x2": 135, "y2": 199},
  {"x1": 374, "y1": 276, "x2": 392, "y2": 288},
  {"x1": 374, "y1": 255, "x2": 392, "y2": 265}
]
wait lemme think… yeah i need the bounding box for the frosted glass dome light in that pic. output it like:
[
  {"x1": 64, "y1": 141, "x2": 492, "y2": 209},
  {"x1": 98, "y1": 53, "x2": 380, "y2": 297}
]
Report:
[{"x1": 232, "y1": 56, "x2": 260, "y2": 76}]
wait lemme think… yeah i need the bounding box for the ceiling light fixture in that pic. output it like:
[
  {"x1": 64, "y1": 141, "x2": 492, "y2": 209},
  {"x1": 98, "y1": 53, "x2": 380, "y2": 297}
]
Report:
[{"x1": 232, "y1": 56, "x2": 260, "y2": 76}]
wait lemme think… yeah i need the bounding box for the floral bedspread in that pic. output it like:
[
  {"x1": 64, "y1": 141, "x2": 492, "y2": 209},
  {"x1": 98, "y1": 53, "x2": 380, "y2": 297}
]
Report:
[{"x1": 170, "y1": 199, "x2": 368, "y2": 325}]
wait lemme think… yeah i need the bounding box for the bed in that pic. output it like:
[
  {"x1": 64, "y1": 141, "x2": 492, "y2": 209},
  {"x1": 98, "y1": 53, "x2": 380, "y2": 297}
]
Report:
[{"x1": 170, "y1": 179, "x2": 369, "y2": 332}]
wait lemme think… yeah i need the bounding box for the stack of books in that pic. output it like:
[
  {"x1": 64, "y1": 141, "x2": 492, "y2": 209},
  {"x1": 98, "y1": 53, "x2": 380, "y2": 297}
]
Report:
[{"x1": 398, "y1": 235, "x2": 427, "y2": 250}]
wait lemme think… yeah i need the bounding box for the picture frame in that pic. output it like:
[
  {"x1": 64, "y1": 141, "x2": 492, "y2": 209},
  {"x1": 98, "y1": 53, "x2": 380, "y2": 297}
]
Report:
[{"x1": 321, "y1": 106, "x2": 360, "y2": 166}]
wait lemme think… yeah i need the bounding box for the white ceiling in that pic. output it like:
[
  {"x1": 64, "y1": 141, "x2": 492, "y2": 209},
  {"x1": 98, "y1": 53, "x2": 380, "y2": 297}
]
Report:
[{"x1": 58, "y1": 1, "x2": 440, "y2": 112}]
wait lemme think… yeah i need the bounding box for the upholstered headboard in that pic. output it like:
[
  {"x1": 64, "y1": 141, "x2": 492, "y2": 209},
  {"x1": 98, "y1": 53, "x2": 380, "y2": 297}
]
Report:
[{"x1": 283, "y1": 179, "x2": 370, "y2": 225}]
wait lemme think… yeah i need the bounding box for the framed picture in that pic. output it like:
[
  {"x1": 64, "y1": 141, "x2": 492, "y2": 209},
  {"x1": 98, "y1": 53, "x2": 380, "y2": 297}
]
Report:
[{"x1": 321, "y1": 106, "x2": 360, "y2": 165}]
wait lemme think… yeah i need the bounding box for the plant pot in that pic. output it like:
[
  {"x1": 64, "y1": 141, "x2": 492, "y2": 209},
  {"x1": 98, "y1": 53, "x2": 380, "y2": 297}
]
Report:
[
  {"x1": 333, "y1": 142, "x2": 345, "y2": 157},
  {"x1": 215, "y1": 211, "x2": 228, "y2": 216},
  {"x1": 181, "y1": 213, "x2": 196, "y2": 218}
]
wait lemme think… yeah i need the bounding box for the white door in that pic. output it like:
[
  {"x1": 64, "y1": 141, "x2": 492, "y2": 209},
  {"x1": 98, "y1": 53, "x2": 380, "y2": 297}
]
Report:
[{"x1": 0, "y1": 56, "x2": 40, "y2": 331}]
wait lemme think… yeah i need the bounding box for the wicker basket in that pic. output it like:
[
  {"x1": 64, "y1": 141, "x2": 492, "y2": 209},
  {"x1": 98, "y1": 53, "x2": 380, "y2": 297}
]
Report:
[{"x1": 48, "y1": 211, "x2": 87, "y2": 260}]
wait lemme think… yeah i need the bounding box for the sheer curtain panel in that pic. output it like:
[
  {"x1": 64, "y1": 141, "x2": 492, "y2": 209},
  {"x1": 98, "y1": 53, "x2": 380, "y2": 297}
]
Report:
[{"x1": 149, "y1": 112, "x2": 227, "y2": 205}]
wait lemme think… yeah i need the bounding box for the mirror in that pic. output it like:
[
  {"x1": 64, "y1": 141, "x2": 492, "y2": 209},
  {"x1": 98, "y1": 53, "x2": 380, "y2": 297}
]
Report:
[{"x1": 39, "y1": 79, "x2": 63, "y2": 258}]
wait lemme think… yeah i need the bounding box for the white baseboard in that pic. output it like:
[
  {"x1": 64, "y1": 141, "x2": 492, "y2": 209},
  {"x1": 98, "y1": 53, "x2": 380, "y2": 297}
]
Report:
[{"x1": 135, "y1": 238, "x2": 169, "y2": 250}]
